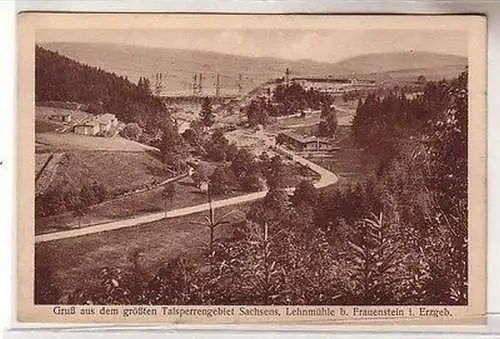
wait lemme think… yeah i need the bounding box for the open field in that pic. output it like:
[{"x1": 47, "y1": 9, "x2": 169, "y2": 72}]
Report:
[
  {"x1": 272, "y1": 112, "x2": 321, "y2": 129},
  {"x1": 35, "y1": 203, "x2": 249, "y2": 298},
  {"x1": 35, "y1": 120, "x2": 63, "y2": 133},
  {"x1": 305, "y1": 126, "x2": 378, "y2": 184},
  {"x1": 43, "y1": 150, "x2": 170, "y2": 194},
  {"x1": 35, "y1": 106, "x2": 93, "y2": 133},
  {"x1": 261, "y1": 100, "x2": 355, "y2": 137},
  {"x1": 308, "y1": 150, "x2": 374, "y2": 184},
  {"x1": 36, "y1": 105, "x2": 90, "y2": 121},
  {"x1": 333, "y1": 100, "x2": 357, "y2": 126},
  {"x1": 36, "y1": 132, "x2": 158, "y2": 152},
  {"x1": 224, "y1": 128, "x2": 275, "y2": 155}
]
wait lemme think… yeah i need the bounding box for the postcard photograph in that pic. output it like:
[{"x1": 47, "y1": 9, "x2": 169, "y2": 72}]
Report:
[{"x1": 17, "y1": 14, "x2": 486, "y2": 325}]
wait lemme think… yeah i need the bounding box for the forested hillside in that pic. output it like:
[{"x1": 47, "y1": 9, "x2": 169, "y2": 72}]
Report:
[
  {"x1": 35, "y1": 46, "x2": 168, "y2": 133},
  {"x1": 348, "y1": 69, "x2": 469, "y2": 304}
]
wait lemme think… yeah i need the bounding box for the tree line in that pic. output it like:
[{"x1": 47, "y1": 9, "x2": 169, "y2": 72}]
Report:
[
  {"x1": 35, "y1": 181, "x2": 108, "y2": 224},
  {"x1": 351, "y1": 69, "x2": 469, "y2": 303}
]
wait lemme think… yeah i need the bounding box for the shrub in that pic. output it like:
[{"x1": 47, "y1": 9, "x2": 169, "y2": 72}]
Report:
[
  {"x1": 209, "y1": 166, "x2": 237, "y2": 196},
  {"x1": 123, "y1": 122, "x2": 143, "y2": 140}
]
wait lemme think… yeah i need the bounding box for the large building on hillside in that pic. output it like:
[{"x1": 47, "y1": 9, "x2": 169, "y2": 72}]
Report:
[
  {"x1": 291, "y1": 77, "x2": 378, "y2": 94},
  {"x1": 96, "y1": 113, "x2": 118, "y2": 132},
  {"x1": 74, "y1": 120, "x2": 100, "y2": 135},
  {"x1": 277, "y1": 131, "x2": 335, "y2": 152},
  {"x1": 73, "y1": 113, "x2": 118, "y2": 136}
]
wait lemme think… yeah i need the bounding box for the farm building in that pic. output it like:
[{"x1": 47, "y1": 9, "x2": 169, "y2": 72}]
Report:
[
  {"x1": 73, "y1": 120, "x2": 99, "y2": 136},
  {"x1": 96, "y1": 113, "x2": 118, "y2": 132},
  {"x1": 49, "y1": 113, "x2": 72, "y2": 123},
  {"x1": 277, "y1": 131, "x2": 335, "y2": 152},
  {"x1": 73, "y1": 114, "x2": 118, "y2": 136}
]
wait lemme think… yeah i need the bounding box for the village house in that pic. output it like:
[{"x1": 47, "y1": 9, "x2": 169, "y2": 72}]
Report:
[
  {"x1": 73, "y1": 120, "x2": 99, "y2": 136},
  {"x1": 96, "y1": 113, "x2": 118, "y2": 133},
  {"x1": 73, "y1": 113, "x2": 118, "y2": 136},
  {"x1": 277, "y1": 131, "x2": 335, "y2": 152}
]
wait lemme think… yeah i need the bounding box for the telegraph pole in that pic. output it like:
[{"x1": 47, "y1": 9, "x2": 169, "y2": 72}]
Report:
[
  {"x1": 154, "y1": 72, "x2": 166, "y2": 96},
  {"x1": 238, "y1": 73, "x2": 243, "y2": 96},
  {"x1": 192, "y1": 73, "x2": 198, "y2": 95},
  {"x1": 215, "y1": 73, "x2": 220, "y2": 97},
  {"x1": 198, "y1": 73, "x2": 203, "y2": 95}
]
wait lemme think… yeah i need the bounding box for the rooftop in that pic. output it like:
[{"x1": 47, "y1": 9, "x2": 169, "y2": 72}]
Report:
[
  {"x1": 77, "y1": 120, "x2": 99, "y2": 127},
  {"x1": 292, "y1": 77, "x2": 351, "y2": 84},
  {"x1": 279, "y1": 131, "x2": 331, "y2": 144},
  {"x1": 96, "y1": 113, "x2": 117, "y2": 123}
]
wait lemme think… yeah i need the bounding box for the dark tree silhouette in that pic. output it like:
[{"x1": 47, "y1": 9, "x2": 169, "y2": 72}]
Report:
[{"x1": 200, "y1": 97, "x2": 215, "y2": 129}]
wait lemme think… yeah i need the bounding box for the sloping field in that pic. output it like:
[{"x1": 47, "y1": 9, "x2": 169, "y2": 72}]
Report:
[
  {"x1": 36, "y1": 105, "x2": 90, "y2": 121},
  {"x1": 36, "y1": 132, "x2": 157, "y2": 152},
  {"x1": 35, "y1": 204, "x2": 248, "y2": 299},
  {"x1": 35, "y1": 153, "x2": 64, "y2": 196},
  {"x1": 46, "y1": 150, "x2": 171, "y2": 195},
  {"x1": 305, "y1": 126, "x2": 377, "y2": 184},
  {"x1": 35, "y1": 153, "x2": 52, "y2": 179},
  {"x1": 36, "y1": 176, "x2": 223, "y2": 234},
  {"x1": 35, "y1": 120, "x2": 63, "y2": 133}
]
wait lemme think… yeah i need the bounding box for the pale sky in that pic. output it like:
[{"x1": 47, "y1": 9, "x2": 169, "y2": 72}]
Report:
[{"x1": 37, "y1": 29, "x2": 467, "y2": 63}]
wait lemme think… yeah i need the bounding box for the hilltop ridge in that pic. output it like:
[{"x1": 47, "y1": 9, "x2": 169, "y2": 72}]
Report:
[{"x1": 39, "y1": 42, "x2": 467, "y2": 94}]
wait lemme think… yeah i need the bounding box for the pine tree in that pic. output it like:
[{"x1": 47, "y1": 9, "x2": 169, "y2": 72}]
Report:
[{"x1": 200, "y1": 97, "x2": 215, "y2": 128}]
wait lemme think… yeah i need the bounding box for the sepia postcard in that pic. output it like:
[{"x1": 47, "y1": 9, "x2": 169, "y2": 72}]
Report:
[{"x1": 17, "y1": 13, "x2": 486, "y2": 325}]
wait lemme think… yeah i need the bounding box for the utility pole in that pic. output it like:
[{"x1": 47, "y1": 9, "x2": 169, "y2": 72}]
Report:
[
  {"x1": 198, "y1": 73, "x2": 203, "y2": 95},
  {"x1": 154, "y1": 72, "x2": 166, "y2": 96},
  {"x1": 192, "y1": 73, "x2": 198, "y2": 95},
  {"x1": 285, "y1": 68, "x2": 290, "y2": 88},
  {"x1": 238, "y1": 73, "x2": 243, "y2": 96},
  {"x1": 190, "y1": 183, "x2": 231, "y2": 273},
  {"x1": 215, "y1": 73, "x2": 221, "y2": 97}
]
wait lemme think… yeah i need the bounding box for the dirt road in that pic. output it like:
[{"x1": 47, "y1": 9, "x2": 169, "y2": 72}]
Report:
[{"x1": 35, "y1": 146, "x2": 338, "y2": 243}]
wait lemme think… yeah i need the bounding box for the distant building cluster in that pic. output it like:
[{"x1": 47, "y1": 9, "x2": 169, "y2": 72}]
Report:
[
  {"x1": 292, "y1": 77, "x2": 378, "y2": 94},
  {"x1": 73, "y1": 113, "x2": 118, "y2": 136}
]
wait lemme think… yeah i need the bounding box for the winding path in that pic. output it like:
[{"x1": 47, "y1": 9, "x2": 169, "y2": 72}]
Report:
[{"x1": 35, "y1": 146, "x2": 338, "y2": 244}]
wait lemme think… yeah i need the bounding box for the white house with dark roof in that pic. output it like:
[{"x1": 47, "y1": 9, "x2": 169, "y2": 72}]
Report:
[{"x1": 96, "y1": 113, "x2": 118, "y2": 133}]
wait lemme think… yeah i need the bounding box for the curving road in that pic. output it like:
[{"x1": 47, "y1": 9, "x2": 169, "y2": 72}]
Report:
[{"x1": 35, "y1": 147, "x2": 338, "y2": 244}]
